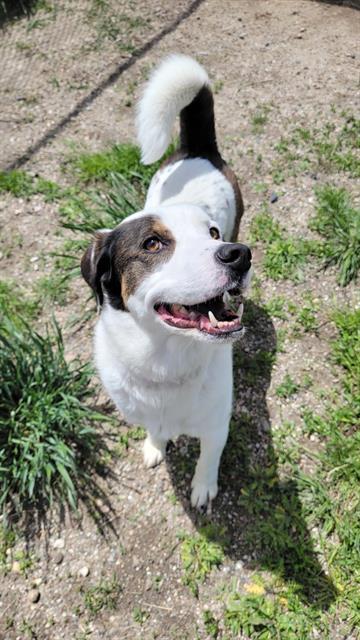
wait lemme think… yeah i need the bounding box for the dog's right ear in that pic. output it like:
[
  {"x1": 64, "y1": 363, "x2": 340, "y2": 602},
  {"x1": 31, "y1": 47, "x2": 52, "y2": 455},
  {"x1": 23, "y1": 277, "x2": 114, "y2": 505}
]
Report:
[{"x1": 81, "y1": 230, "x2": 111, "y2": 308}]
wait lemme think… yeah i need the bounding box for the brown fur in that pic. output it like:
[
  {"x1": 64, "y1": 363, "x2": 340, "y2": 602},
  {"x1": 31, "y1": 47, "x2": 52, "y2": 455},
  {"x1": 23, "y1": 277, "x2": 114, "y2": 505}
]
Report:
[{"x1": 81, "y1": 216, "x2": 175, "y2": 310}]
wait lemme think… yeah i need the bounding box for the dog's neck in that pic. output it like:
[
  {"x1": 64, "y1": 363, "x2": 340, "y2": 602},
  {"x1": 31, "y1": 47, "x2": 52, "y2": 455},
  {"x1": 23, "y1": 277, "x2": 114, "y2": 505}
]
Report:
[{"x1": 98, "y1": 304, "x2": 223, "y2": 386}]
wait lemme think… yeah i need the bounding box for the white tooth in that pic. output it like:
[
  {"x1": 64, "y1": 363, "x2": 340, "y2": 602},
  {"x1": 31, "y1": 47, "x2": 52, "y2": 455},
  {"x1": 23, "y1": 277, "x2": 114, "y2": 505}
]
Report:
[
  {"x1": 172, "y1": 304, "x2": 181, "y2": 313},
  {"x1": 237, "y1": 302, "x2": 244, "y2": 321},
  {"x1": 189, "y1": 312, "x2": 198, "y2": 320},
  {"x1": 218, "y1": 321, "x2": 226, "y2": 328},
  {"x1": 208, "y1": 311, "x2": 218, "y2": 328}
]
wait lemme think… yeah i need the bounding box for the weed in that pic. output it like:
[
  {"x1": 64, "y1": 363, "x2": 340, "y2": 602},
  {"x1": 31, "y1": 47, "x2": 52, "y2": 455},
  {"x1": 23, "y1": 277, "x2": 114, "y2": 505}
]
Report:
[
  {"x1": 132, "y1": 606, "x2": 150, "y2": 624},
  {"x1": 0, "y1": 524, "x2": 15, "y2": 565},
  {"x1": 311, "y1": 185, "x2": 360, "y2": 285},
  {"x1": 332, "y1": 308, "x2": 360, "y2": 390},
  {"x1": 292, "y1": 296, "x2": 319, "y2": 335},
  {"x1": 213, "y1": 79, "x2": 224, "y2": 94},
  {"x1": 0, "y1": 316, "x2": 110, "y2": 517},
  {"x1": 203, "y1": 610, "x2": 220, "y2": 638},
  {"x1": 33, "y1": 271, "x2": 70, "y2": 306},
  {"x1": 19, "y1": 619, "x2": 38, "y2": 639},
  {"x1": 13, "y1": 549, "x2": 34, "y2": 574},
  {"x1": 235, "y1": 348, "x2": 276, "y2": 386},
  {"x1": 273, "y1": 112, "x2": 360, "y2": 179},
  {"x1": 250, "y1": 210, "x2": 319, "y2": 281},
  {"x1": 60, "y1": 172, "x2": 143, "y2": 235},
  {"x1": 251, "y1": 105, "x2": 270, "y2": 133},
  {"x1": 82, "y1": 575, "x2": 122, "y2": 617},
  {"x1": 0, "y1": 170, "x2": 63, "y2": 202},
  {"x1": 116, "y1": 426, "x2": 146, "y2": 456},
  {"x1": 179, "y1": 524, "x2": 226, "y2": 597},
  {"x1": 264, "y1": 296, "x2": 288, "y2": 320},
  {"x1": 275, "y1": 374, "x2": 300, "y2": 398},
  {"x1": 223, "y1": 591, "x2": 325, "y2": 639},
  {"x1": 0, "y1": 280, "x2": 38, "y2": 322},
  {"x1": 0, "y1": 170, "x2": 33, "y2": 197}
]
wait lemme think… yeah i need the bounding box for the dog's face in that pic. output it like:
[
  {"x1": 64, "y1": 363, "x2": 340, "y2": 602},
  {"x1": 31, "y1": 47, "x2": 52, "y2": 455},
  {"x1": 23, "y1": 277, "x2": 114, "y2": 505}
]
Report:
[{"x1": 81, "y1": 204, "x2": 251, "y2": 342}]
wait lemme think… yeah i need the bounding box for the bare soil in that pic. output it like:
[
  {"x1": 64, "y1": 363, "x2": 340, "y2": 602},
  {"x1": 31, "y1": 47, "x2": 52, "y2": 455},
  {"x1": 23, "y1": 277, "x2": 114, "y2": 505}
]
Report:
[{"x1": 0, "y1": 1, "x2": 359, "y2": 639}]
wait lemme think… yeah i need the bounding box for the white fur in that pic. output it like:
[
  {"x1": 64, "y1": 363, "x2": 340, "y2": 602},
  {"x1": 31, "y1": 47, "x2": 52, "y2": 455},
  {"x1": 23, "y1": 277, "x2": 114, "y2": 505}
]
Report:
[
  {"x1": 137, "y1": 54, "x2": 209, "y2": 164},
  {"x1": 92, "y1": 56, "x2": 249, "y2": 508},
  {"x1": 145, "y1": 158, "x2": 236, "y2": 241}
]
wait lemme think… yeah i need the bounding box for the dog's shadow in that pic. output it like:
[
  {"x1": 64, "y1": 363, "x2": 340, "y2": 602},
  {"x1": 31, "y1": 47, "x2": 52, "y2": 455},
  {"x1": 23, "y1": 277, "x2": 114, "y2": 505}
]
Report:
[{"x1": 166, "y1": 301, "x2": 336, "y2": 609}]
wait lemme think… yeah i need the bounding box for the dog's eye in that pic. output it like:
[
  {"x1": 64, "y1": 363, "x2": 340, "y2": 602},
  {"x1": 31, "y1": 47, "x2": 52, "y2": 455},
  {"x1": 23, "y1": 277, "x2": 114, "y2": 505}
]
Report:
[
  {"x1": 209, "y1": 227, "x2": 220, "y2": 240},
  {"x1": 143, "y1": 236, "x2": 163, "y2": 252}
]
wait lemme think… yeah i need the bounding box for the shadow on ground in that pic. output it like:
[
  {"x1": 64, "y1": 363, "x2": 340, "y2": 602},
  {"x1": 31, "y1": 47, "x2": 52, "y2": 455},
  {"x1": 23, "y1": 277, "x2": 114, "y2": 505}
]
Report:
[
  {"x1": 166, "y1": 301, "x2": 337, "y2": 610},
  {"x1": 0, "y1": 0, "x2": 38, "y2": 27}
]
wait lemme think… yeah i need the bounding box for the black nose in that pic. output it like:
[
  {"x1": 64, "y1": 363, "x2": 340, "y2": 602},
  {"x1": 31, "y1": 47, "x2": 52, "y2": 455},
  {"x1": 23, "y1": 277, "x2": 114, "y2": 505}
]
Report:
[{"x1": 215, "y1": 242, "x2": 252, "y2": 273}]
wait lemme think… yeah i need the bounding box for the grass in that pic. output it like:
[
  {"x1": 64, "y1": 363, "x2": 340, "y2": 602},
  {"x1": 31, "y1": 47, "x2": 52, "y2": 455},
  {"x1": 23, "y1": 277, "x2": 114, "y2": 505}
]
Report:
[
  {"x1": 179, "y1": 524, "x2": 226, "y2": 597},
  {"x1": 311, "y1": 185, "x2": 360, "y2": 285},
  {"x1": 0, "y1": 314, "x2": 110, "y2": 519},
  {"x1": 86, "y1": 0, "x2": 150, "y2": 52},
  {"x1": 249, "y1": 210, "x2": 319, "y2": 282},
  {"x1": 272, "y1": 112, "x2": 360, "y2": 180},
  {"x1": 0, "y1": 170, "x2": 63, "y2": 201},
  {"x1": 275, "y1": 374, "x2": 300, "y2": 398},
  {"x1": 0, "y1": 279, "x2": 38, "y2": 322},
  {"x1": 251, "y1": 105, "x2": 271, "y2": 134},
  {"x1": 33, "y1": 271, "x2": 70, "y2": 306},
  {"x1": 202, "y1": 305, "x2": 360, "y2": 638},
  {"x1": 68, "y1": 143, "x2": 156, "y2": 186},
  {"x1": 82, "y1": 575, "x2": 122, "y2": 617}
]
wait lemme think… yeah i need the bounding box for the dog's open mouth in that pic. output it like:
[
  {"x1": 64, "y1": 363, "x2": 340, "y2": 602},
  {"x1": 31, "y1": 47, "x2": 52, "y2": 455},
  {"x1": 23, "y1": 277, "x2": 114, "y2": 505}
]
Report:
[{"x1": 154, "y1": 294, "x2": 244, "y2": 336}]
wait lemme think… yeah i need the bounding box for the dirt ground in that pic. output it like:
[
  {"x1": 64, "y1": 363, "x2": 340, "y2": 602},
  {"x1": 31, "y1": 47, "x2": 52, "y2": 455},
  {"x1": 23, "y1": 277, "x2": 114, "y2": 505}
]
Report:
[{"x1": 0, "y1": 1, "x2": 359, "y2": 639}]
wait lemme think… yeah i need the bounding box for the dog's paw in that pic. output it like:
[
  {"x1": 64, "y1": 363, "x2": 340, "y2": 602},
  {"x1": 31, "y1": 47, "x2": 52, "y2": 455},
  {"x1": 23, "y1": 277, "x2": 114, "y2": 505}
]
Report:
[
  {"x1": 143, "y1": 436, "x2": 165, "y2": 468},
  {"x1": 190, "y1": 479, "x2": 218, "y2": 509}
]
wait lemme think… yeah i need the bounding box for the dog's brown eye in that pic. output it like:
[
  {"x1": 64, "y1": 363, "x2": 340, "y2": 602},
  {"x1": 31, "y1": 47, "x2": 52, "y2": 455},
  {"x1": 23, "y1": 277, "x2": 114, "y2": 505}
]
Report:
[
  {"x1": 209, "y1": 227, "x2": 220, "y2": 240},
  {"x1": 143, "y1": 237, "x2": 162, "y2": 252}
]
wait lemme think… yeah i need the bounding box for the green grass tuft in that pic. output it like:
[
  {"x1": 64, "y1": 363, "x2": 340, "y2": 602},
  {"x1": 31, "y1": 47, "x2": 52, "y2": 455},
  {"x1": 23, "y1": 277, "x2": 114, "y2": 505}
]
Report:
[
  {"x1": 223, "y1": 591, "x2": 326, "y2": 640},
  {"x1": 82, "y1": 575, "x2": 122, "y2": 617},
  {"x1": 179, "y1": 524, "x2": 226, "y2": 597},
  {"x1": 0, "y1": 316, "x2": 109, "y2": 517},
  {"x1": 68, "y1": 141, "x2": 176, "y2": 187},
  {"x1": 311, "y1": 185, "x2": 360, "y2": 286},
  {"x1": 0, "y1": 280, "x2": 38, "y2": 322},
  {"x1": 275, "y1": 374, "x2": 300, "y2": 398},
  {"x1": 0, "y1": 170, "x2": 63, "y2": 202},
  {"x1": 250, "y1": 211, "x2": 319, "y2": 282}
]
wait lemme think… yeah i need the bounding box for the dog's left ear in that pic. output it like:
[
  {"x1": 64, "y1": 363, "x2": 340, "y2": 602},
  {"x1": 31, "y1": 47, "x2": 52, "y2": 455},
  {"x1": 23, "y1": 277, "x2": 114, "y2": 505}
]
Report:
[{"x1": 81, "y1": 230, "x2": 112, "y2": 308}]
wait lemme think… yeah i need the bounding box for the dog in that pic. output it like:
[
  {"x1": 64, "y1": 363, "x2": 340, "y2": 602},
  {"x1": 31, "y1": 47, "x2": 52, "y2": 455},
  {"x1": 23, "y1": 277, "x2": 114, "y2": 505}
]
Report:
[{"x1": 81, "y1": 54, "x2": 251, "y2": 508}]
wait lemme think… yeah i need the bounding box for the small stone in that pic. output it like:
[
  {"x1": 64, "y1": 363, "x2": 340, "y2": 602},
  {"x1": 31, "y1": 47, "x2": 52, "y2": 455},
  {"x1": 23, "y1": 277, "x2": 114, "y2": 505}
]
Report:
[
  {"x1": 33, "y1": 577, "x2": 42, "y2": 586},
  {"x1": 28, "y1": 589, "x2": 40, "y2": 604},
  {"x1": 132, "y1": 555, "x2": 140, "y2": 568},
  {"x1": 12, "y1": 561, "x2": 21, "y2": 573},
  {"x1": 78, "y1": 566, "x2": 89, "y2": 578},
  {"x1": 53, "y1": 538, "x2": 65, "y2": 549},
  {"x1": 270, "y1": 191, "x2": 278, "y2": 203},
  {"x1": 53, "y1": 552, "x2": 64, "y2": 565},
  {"x1": 145, "y1": 576, "x2": 152, "y2": 591}
]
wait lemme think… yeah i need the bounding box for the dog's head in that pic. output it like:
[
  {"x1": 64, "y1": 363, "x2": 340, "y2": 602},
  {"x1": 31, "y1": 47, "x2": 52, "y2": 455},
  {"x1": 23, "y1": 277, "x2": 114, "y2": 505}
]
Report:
[{"x1": 81, "y1": 204, "x2": 251, "y2": 342}]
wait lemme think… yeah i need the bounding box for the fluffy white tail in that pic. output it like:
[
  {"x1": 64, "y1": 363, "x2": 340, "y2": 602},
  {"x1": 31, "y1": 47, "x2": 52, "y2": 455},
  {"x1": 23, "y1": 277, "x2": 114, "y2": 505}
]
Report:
[{"x1": 136, "y1": 54, "x2": 209, "y2": 165}]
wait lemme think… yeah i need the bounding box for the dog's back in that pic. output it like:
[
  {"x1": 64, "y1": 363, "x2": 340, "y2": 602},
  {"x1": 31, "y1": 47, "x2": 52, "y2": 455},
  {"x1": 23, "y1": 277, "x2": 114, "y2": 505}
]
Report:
[{"x1": 137, "y1": 54, "x2": 243, "y2": 242}]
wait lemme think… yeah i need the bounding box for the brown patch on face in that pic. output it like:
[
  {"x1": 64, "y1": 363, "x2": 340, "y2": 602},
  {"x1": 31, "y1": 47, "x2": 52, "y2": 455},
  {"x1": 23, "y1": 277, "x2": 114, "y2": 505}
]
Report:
[
  {"x1": 81, "y1": 216, "x2": 175, "y2": 310},
  {"x1": 114, "y1": 216, "x2": 175, "y2": 306}
]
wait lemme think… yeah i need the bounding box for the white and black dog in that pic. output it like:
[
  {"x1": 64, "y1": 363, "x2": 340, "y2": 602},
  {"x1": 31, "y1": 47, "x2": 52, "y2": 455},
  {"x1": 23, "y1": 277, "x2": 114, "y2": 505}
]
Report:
[{"x1": 81, "y1": 54, "x2": 251, "y2": 508}]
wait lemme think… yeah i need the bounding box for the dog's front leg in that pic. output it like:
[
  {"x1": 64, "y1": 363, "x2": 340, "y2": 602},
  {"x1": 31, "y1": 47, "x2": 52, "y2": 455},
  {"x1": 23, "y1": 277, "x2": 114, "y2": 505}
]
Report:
[
  {"x1": 191, "y1": 425, "x2": 229, "y2": 509},
  {"x1": 143, "y1": 431, "x2": 167, "y2": 468}
]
